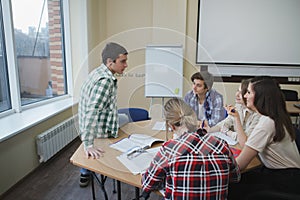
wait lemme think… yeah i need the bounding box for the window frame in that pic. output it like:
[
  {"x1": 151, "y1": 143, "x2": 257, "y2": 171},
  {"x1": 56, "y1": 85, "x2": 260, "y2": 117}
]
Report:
[
  {"x1": 0, "y1": 0, "x2": 75, "y2": 144},
  {"x1": 0, "y1": 1, "x2": 12, "y2": 114},
  {"x1": 0, "y1": 0, "x2": 73, "y2": 119}
]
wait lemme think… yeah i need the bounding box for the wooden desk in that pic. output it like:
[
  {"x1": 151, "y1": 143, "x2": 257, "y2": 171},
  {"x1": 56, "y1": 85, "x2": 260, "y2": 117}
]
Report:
[
  {"x1": 70, "y1": 120, "x2": 167, "y2": 187},
  {"x1": 70, "y1": 119, "x2": 261, "y2": 199},
  {"x1": 286, "y1": 101, "x2": 300, "y2": 127},
  {"x1": 70, "y1": 120, "x2": 166, "y2": 200},
  {"x1": 286, "y1": 101, "x2": 300, "y2": 114}
]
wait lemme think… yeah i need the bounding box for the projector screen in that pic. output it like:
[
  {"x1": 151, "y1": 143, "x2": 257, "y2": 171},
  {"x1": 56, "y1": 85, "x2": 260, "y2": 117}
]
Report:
[{"x1": 196, "y1": 0, "x2": 300, "y2": 76}]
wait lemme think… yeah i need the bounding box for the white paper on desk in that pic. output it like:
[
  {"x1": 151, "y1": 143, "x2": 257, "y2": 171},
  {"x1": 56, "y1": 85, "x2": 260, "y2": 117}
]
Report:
[
  {"x1": 210, "y1": 132, "x2": 238, "y2": 145},
  {"x1": 110, "y1": 134, "x2": 163, "y2": 153},
  {"x1": 110, "y1": 137, "x2": 142, "y2": 152},
  {"x1": 117, "y1": 147, "x2": 160, "y2": 175},
  {"x1": 152, "y1": 121, "x2": 166, "y2": 130}
]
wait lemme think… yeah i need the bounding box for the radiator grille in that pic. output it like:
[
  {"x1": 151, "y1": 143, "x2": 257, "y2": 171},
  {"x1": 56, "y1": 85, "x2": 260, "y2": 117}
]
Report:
[{"x1": 36, "y1": 115, "x2": 78, "y2": 162}]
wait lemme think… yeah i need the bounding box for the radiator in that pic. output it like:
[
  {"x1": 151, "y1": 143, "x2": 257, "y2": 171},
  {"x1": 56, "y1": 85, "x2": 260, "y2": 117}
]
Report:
[{"x1": 36, "y1": 114, "x2": 78, "y2": 162}]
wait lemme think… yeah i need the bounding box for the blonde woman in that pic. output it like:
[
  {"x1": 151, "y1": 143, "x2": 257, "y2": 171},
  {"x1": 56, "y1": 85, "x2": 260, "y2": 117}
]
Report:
[{"x1": 141, "y1": 98, "x2": 240, "y2": 199}]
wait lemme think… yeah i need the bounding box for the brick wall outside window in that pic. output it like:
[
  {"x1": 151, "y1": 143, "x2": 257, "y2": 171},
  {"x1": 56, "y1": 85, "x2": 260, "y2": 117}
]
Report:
[{"x1": 48, "y1": 0, "x2": 65, "y2": 95}]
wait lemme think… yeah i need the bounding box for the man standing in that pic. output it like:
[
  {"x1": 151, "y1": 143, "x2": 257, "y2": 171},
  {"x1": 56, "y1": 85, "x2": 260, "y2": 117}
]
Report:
[{"x1": 78, "y1": 42, "x2": 128, "y2": 187}]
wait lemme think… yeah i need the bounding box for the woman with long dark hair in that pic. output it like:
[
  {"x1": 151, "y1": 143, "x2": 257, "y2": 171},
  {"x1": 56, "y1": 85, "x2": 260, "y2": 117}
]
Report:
[{"x1": 229, "y1": 76, "x2": 300, "y2": 199}]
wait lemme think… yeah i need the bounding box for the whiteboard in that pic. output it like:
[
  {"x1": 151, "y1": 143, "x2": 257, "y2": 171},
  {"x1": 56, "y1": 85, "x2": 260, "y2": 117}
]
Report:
[{"x1": 145, "y1": 45, "x2": 183, "y2": 97}]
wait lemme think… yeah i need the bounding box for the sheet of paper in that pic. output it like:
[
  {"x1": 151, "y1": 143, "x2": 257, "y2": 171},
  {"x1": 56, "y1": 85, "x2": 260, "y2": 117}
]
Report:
[
  {"x1": 110, "y1": 134, "x2": 163, "y2": 153},
  {"x1": 152, "y1": 121, "x2": 166, "y2": 130},
  {"x1": 129, "y1": 134, "x2": 163, "y2": 146},
  {"x1": 210, "y1": 132, "x2": 238, "y2": 145},
  {"x1": 110, "y1": 138, "x2": 141, "y2": 152},
  {"x1": 117, "y1": 147, "x2": 160, "y2": 175}
]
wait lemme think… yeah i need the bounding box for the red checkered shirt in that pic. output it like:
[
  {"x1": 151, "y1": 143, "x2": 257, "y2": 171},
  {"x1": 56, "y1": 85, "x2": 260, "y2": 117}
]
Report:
[{"x1": 142, "y1": 131, "x2": 241, "y2": 199}]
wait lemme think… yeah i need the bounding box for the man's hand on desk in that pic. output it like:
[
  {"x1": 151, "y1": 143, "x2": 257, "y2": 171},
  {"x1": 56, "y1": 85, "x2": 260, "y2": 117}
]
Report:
[{"x1": 84, "y1": 146, "x2": 105, "y2": 159}]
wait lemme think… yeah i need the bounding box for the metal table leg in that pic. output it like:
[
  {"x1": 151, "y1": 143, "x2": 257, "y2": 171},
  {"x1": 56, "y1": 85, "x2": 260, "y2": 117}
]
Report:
[
  {"x1": 91, "y1": 174, "x2": 96, "y2": 200},
  {"x1": 91, "y1": 172, "x2": 108, "y2": 200},
  {"x1": 135, "y1": 187, "x2": 140, "y2": 200},
  {"x1": 117, "y1": 180, "x2": 121, "y2": 200}
]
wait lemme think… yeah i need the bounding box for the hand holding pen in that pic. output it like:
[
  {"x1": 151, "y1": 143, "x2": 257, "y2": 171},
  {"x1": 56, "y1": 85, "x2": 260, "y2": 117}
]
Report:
[
  {"x1": 225, "y1": 105, "x2": 241, "y2": 121},
  {"x1": 224, "y1": 105, "x2": 236, "y2": 116}
]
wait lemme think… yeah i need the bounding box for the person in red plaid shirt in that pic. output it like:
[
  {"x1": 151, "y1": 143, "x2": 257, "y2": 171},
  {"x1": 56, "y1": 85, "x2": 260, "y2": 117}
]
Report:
[{"x1": 141, "y1": 98, "x2": 240, "y2": 199}]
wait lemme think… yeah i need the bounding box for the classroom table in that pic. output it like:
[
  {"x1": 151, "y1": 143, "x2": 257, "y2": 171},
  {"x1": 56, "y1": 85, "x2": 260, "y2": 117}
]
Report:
[
  {"x1": 286, "y1": 101, "x2": 300, "y2": 127},
  {"x1": 286, "y1": 101, "x2": 300, "y2": 114},
  {"x1": 70, "y1": 119, "x2": 261, "y2": 200}
]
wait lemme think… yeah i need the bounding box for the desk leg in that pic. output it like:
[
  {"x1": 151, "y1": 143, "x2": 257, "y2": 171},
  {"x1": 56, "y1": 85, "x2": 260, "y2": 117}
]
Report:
[
  {"x1": 91, "y1": 174, "x2": 96, "y2": 200},
  {"x1": 135, "y1": 187, "x2": 140, "y2": 200},
  {"x1": 117, "y1": 180, "x2": 121, "y2": 200},
  {"x1": 91, "y1": 172, "x2": 108, "y2": 200},
  {"x1": 113, "y1": 179, "x2": 117, "y2": 193}
]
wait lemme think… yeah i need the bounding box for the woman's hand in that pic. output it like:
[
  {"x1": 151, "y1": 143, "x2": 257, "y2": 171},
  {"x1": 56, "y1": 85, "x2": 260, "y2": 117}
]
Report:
[{"x1": 224, "y1": 105, "x2": 238, "y2": 117}]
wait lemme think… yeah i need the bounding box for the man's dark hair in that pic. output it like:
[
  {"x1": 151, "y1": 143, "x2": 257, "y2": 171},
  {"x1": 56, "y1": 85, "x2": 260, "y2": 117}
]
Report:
[
  {"x1": 191, "y1": 71, "x2": 214, "y2": 89},
  {"x1": 102, "y1": 42, "x2": 128, "y2": 64}
]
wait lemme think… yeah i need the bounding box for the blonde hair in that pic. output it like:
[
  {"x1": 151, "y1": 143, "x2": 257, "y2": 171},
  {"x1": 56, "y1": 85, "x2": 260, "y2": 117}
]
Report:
[{"x1": 164, "y1": 98, "x2": 198, "y2": 136}]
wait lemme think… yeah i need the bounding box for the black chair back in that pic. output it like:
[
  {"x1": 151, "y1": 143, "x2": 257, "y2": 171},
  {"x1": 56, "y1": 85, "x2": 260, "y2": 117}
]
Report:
[
  {"x1": 281, "y1": 89, "x2": 298, "y2": 101},
  {"x1": 294, "y1": 126, "x2": 300, "y2": 153}
]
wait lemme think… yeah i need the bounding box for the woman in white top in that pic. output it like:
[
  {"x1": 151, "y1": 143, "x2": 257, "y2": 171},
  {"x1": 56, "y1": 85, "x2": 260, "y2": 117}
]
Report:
[
  {"x1": 229, "y1": 76, "x2": 300, "y2": 199},
  {"x1": 208, "y1": 79, "x2": 260, "y2": 146}
]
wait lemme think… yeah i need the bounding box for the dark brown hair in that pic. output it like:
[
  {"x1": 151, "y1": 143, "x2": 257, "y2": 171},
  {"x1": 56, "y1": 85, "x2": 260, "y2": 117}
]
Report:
[
  {"x1": 241, "y1": 79, "x2": 250, "y2": 105},
  {"x1": 102, "y1": 42, "x2": 128, "y2": 64},
  {"x1": 191, "y1": 71, "x2": 214, "y2": 89},
  {"x1": 250, "y1": 76, "x2": 295, "y2": 142}
]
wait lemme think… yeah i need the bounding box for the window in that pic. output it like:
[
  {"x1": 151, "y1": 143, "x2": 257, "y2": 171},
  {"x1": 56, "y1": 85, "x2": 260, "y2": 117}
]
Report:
[
  {"x1": 0, "y1": 0, "x2": 68, "y2": 115},
  {"x1": 0, "y1": 4, "x2": 11, "y2": 113}
]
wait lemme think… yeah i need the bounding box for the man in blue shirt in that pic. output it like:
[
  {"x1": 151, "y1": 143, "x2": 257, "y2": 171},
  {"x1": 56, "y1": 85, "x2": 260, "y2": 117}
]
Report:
[{"x1": 184, "y1": 71, "x2": 225, "y2": 127}]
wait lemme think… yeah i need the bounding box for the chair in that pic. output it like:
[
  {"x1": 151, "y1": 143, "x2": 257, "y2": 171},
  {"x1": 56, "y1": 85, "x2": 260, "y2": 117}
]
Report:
[
  {"x1": 282, "y1": 89, "x2": 299, "y2": 126},
  {"x1": 118, "y1": 113, "x2": 129, "y2": 127},
  {"x1": 282, "y1": 89, "x2": 299, "y2": 101},
  {"x1": 294, "y1": 126, "x2": 300, "y2": 153},
  {"x1": 118, "y1": 108, "x2": 150, "y2": 122}
]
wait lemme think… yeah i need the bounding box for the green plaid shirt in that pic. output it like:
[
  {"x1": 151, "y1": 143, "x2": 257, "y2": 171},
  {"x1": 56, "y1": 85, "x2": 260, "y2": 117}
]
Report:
[{"x1": 78, "y1": 64, "x2": 119, "y2": 149}]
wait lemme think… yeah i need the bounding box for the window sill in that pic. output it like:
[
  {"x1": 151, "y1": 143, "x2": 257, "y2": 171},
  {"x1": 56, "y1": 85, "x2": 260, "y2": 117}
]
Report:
[{"x1": 0, "y1": 97, "x2": 76, "y2": 143}]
